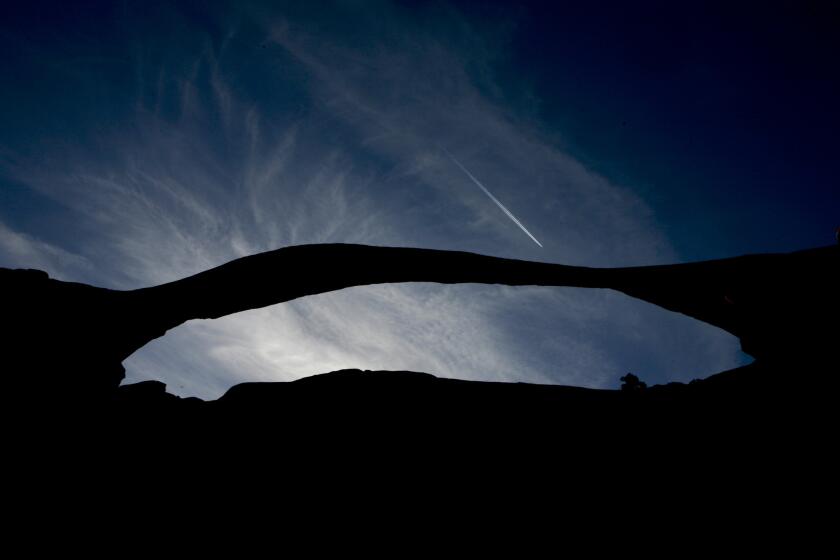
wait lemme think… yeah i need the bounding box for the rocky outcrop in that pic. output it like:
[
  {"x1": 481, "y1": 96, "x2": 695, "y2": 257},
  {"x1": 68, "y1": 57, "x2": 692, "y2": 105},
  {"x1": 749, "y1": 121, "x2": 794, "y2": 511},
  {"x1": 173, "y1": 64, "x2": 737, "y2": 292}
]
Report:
[{"x1": 3, "y1": 243, "x2": 837, "y2": 415}]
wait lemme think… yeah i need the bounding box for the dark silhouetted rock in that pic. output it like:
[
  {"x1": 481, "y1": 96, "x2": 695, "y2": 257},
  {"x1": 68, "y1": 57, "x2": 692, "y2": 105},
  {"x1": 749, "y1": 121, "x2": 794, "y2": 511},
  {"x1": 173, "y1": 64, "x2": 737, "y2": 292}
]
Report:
[{"x1": 2, "y1": 243, "x2": 837, "y2": 458}]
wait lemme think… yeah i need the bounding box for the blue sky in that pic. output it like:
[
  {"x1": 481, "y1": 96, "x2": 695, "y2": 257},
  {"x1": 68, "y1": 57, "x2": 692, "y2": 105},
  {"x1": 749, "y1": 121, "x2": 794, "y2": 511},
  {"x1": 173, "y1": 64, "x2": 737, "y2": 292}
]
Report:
[{"x1": 1, "y1": 1, "x2": 835, "y2": 398}]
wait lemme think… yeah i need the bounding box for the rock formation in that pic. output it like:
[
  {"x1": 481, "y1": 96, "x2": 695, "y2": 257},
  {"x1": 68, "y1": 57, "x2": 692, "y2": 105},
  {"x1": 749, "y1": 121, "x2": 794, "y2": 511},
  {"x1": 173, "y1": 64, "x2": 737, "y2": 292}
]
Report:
[{"x1": 2, "y1": 242, "x2": 837, "y2": 452}]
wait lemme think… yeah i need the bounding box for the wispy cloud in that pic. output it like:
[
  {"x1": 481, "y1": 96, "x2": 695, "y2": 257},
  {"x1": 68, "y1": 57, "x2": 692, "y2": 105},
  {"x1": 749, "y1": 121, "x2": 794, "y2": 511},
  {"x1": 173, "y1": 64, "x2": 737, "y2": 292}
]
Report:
[{"x1": 0, "y1": 220, "x2": 91, "y2": 280}]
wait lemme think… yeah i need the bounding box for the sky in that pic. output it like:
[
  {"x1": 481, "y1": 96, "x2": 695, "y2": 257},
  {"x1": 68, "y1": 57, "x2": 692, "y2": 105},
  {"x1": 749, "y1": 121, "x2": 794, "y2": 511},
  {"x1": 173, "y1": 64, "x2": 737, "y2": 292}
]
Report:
[{"x1": 1, "y1": 1, "x2": 836, "y2": 399}]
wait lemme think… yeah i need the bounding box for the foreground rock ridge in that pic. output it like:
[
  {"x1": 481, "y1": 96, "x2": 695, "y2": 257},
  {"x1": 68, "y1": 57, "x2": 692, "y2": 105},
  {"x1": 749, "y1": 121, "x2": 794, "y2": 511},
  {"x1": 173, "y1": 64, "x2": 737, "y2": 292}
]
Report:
[{"x1": 2, "y1": 243, "x2": 837, "y2": 443}]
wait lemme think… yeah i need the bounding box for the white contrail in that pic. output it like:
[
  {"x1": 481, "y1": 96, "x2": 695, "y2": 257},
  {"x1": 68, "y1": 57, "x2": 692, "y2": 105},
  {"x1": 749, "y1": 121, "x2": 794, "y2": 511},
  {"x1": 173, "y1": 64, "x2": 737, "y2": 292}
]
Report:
[{"x1": 442, "y1": 148, "x2": 543, "y2": 247}]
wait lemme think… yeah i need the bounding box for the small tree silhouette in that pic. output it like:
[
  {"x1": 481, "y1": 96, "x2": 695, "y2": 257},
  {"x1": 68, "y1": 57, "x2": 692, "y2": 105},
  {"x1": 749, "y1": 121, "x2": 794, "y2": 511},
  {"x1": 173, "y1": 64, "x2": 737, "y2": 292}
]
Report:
[{"x1": 620, "y1": 373, "x2": 647, "y2": 392}]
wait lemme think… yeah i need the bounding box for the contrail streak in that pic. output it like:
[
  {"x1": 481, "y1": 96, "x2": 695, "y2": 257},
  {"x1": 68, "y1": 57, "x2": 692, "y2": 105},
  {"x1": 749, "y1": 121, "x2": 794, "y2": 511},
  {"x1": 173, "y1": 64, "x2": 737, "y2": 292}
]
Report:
[{"x1": 442, "y1": 148, "x2": 543, "y2": 248}]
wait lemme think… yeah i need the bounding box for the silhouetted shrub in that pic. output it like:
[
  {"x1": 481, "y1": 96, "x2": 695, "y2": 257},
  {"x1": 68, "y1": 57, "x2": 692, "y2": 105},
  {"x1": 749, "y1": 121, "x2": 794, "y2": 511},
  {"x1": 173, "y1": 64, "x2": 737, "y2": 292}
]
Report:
[{"x1": 620, "y1": 373, "x2": 647, "y2": 392}]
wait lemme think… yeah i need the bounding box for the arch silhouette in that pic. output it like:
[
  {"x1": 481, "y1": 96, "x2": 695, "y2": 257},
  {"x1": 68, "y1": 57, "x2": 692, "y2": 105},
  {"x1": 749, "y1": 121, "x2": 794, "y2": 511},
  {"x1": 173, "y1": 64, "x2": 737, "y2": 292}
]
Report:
[{"x1": 4, "y1": 243, "x2": 837, "y2": 401}]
